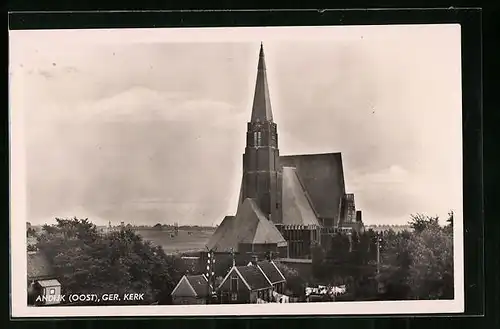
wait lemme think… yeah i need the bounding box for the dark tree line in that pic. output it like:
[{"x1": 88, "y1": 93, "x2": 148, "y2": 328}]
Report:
[
  {"x1": 312, "y1": 212, "x2": 454, "y2": 300},
  {"x1": 34, "y1": 217, "x2": 184, "y2": 305}
]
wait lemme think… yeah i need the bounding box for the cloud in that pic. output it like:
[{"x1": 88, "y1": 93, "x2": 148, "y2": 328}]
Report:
[
  {"x1": 25, "y1": 86, "x2": 246, "y2": 226},
  {"x1": 14, "y1": 33, "x2": 462, "y2": 226},
  {"x1": 43, "y1": 86, "x2": 244, "y2": 127},
  {"x1": 347, "y1": 164, "x2": 456, "y2": 225}
]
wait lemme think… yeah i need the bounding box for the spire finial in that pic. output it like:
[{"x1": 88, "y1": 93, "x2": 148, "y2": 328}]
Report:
[{"x1": 251, "y1": 42, "x2": 273, "y2": 122}]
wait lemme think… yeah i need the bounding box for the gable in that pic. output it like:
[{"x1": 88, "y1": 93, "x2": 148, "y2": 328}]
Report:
[
  {"x1": 219, "y1": 267, "x2": 252, "y2": 291},
  {"x1": 281, "y1": 167, "x2": 321, "y2": 227},
  {"x1": 185, "y1": 275, "x2": 210, "y2": 297},
  {"x1": 171, "y1": 276, "x2": 197, "y2": 298},
  {"x1": 280, "y1": 153, "x2": 346, "y2": 225}
]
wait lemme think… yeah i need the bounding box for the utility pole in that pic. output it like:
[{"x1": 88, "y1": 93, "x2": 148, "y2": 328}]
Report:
[
  {"x1": 206, "y1": 249, "x2": 215, "y2": 304},
  {"x1": 376, "y1": 233, "x2": 382, "y2": 293}
]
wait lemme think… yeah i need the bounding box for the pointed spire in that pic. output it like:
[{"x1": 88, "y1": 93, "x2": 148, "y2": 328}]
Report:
[{"x1": 251, "y1": 43, "x2": 273, "y2": 122}]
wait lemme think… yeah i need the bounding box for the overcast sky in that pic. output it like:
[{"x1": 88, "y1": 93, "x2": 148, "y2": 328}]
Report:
[{"x1": 9, "y1": 25, "x2": 462, "y2": 226}]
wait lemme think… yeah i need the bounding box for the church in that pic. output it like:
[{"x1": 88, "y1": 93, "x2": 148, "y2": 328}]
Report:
[{"x1": 206, "y1": 44, "x2": 364, "y2": 259}]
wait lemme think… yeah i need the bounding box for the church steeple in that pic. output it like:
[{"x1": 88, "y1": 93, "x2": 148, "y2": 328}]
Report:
[
  {"x1": 241, "y1": 43, "x2": 282, "y2": 223},
  {"x1": 251, "y1": 43, "x2": 273, "y2": 123}
]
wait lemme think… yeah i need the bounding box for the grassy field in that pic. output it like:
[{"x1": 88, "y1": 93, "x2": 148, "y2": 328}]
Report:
[{"x1": 135, "y1": 229, "x2": 215, "y2": 255}]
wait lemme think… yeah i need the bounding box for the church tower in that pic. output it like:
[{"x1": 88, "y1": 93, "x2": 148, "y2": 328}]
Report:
[{"x1": 242, "y1": 43, "x2": 282, "y2": 224}]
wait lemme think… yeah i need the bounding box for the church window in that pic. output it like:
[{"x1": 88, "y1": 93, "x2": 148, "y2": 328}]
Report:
[
  {"x1": 276, "y1": 202, "x2": 280, "y2": 209},
  {"x1": 257, "y1": 131, "x2": 262, "y2": 146}
]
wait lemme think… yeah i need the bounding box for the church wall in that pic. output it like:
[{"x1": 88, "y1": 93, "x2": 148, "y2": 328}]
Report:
[
  {"x1": 257, "y1": 148, "x2": 271, "y2": 170},
  {"x1": 282, "y1": 229, "x2": 314, "y2": 259},
  {"x1": 273, "y1": 171, "x2": 283, "y2": 224},
  {"x1": 238, "y1": 243, "x2": 287, "y2": 258},
  {"x1": 243, "y1": 148, "x2": 257, "y2": 171},
  {"x1": 243, "y1": 173, "x2": 257, "y2": 199}
]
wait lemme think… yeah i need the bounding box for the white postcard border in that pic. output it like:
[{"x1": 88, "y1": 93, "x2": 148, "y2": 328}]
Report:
[{"x1": 9, "y1": 24, "x2": 464, "y2": 318}]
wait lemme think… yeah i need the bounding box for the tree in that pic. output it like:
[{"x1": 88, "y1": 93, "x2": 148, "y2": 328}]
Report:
[
  {"x1": 378, "y1": 215, "x2": 453, "y2": 300},
  {"x1": 408, "y1": 213, "x2": 440, "y2": 233},
  {"x1": 27, "y1": 224, "x2": 36, "y2": 238},
  {"x1": 36, "y1": 217, "x2": 179, "y2": 305},
  {"x1": 274, "y1": 262, "x2": 306, "y2": 297},
  {"x1": 444, "y1": 211, "x2": 454, "y2": 234},
  {"x1": 406, "y1": 223, "x2": 453, "y2": 299}
]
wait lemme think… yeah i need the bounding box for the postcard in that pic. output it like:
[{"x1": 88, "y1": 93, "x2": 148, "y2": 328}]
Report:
[{"x1": 9, "y1": 24, "x2": 464, "y2": 317}]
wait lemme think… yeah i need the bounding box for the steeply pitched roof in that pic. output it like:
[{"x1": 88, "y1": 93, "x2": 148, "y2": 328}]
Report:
[
  {"x1": 206, "y1": 198, "x2": 286, "y2": 252},
  {"x1": 236, "y1": 265, "x2": 272, "y2": 290},
  {"x1": 185, "y1": 275, "x2": 210, "y2": 297},
  {"x1": 251, "y1": 43, "x2": 273, "y2": 123},
  {"x1": 171, "y1": 274, "x2": 210, "y2": 298},
  {"x1": 257, "y1": 261, "x2": 286, "y2": 284},
  {"x1": 280, "y1": 153, "x2": 346, "y2": 225},
  {"x1": 206, "y1": 215, "x2": 235, "y2": 251},
  {"x1": 27, "y1": 252, "x2": 54, "y2": 280},
  {"x1": 281, "y1": 167, "x2": 321, "y2": 227}
]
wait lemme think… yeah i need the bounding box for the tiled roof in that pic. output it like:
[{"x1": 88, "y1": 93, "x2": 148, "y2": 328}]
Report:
[
  {"x1": 27, "y1": 252, "x2": 54, "y2": 280},
  {"x1": 236, "y1": 265, "x2": 272, "y2": 291},
  {"x1": 257, "y1": 261, "x2": 285, "y2": 284},
  {"x1": 185, "y1": 275, "x2": 210, "y2": 297},
  {"x1": 172, "y1": 275, "x2": 210, "y2": 298},
  {"x1": 281, "y1": 167, "x2": 321, "y2": 226},
  {"x1": 280, "y1": 153, "x2": 346, "y2": 226}
]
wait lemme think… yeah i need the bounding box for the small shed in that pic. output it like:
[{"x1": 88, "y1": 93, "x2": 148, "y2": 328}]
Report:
[{"x1": 27, "y1": 251, "x2": 62, "y2": 306}]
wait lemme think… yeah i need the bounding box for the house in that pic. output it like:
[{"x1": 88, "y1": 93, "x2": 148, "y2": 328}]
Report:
[
  {"x1": 27, "y1": 251, "x2": 62, "y2": 306},
  {"x1": 171, "y1": 274, "x2": 212, "y2": 305},
  {"x1": 246, "y1": 258, "x2": 286, "y2": 294},
  {"x1": 218, "y1": 256, "x2": 287, "y2": 304},
  {"x1": 207, "y1": 43, "x2": 364, "y2": 260}
]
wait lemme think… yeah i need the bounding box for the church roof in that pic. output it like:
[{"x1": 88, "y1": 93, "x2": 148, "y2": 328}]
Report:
[
  {"x1": 280, "y1": 153, "x2": 346, "y2": 225},
  {"x1": 206, "y1": 198, "x2": 286, "y2": 252},
  {"x1": 251, "y1": 43, "x2": 273, "y2": 123},
  {"x1": 281, "y1": 167, "x2": 321, "y2": 227},
  {"x1": 206, "y1": 215, "x2": 235, "y2": 251}
]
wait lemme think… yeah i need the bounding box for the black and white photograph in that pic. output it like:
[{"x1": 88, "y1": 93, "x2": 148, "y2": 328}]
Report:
[{"x1": 9, "y1": 25, "x2": 464, "y2": 317}]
